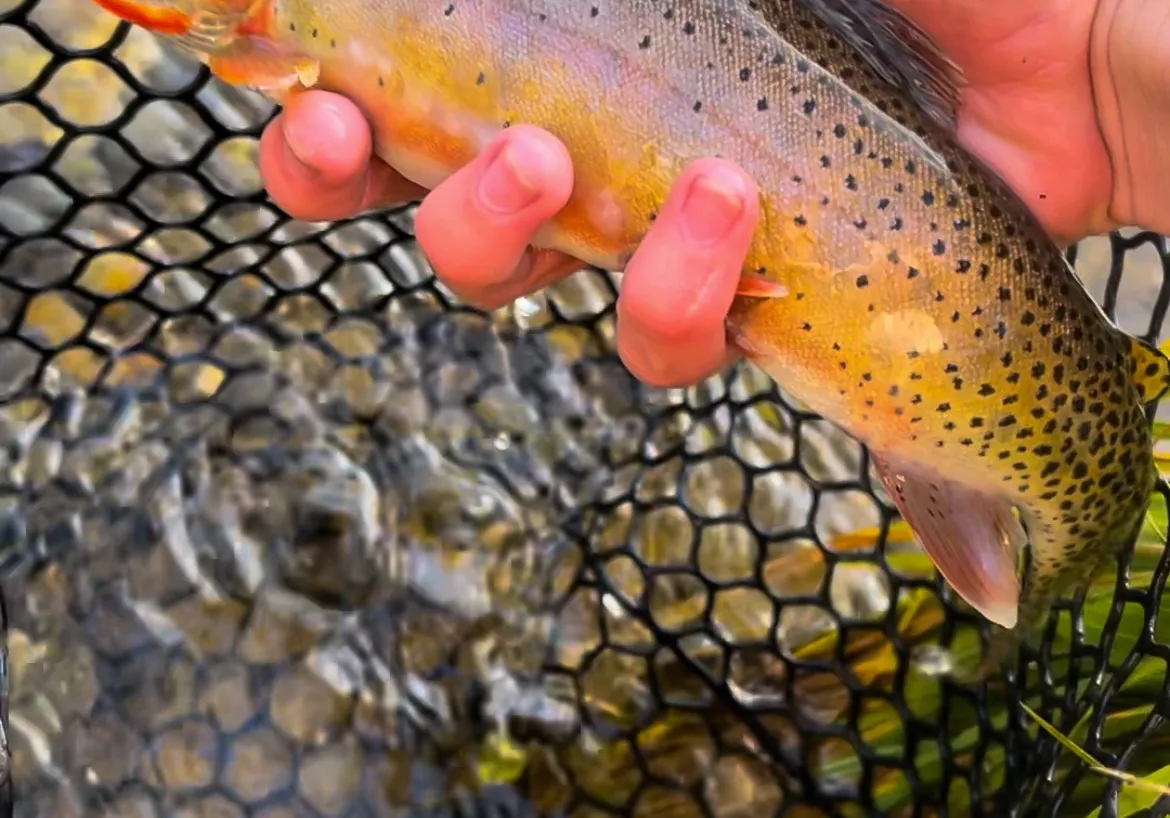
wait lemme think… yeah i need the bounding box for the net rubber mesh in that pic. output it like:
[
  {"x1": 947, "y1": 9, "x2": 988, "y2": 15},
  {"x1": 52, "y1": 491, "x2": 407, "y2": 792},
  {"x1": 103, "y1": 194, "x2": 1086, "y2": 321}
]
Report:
[{"x1": 2, "y1": 1, "x2": 1170, "y2": 817}]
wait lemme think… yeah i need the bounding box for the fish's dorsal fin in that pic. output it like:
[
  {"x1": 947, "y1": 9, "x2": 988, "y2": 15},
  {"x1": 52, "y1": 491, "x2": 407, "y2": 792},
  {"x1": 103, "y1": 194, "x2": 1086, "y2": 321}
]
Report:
[
  {"x1": 870, "y1": 452, "x2": 1024, "y2": 628},
  {"x1": 783, "y1": 0, "x2": 965, "y2": 133},
  {"x1": 1128, "y1": 335, "x2": 1170, "y2": 405}
]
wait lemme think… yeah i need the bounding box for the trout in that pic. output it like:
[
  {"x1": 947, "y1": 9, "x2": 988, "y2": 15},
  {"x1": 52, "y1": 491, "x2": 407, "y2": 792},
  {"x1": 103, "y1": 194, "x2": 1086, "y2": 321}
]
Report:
[{"x1": 89, "y1": 0, "x2": 1170, "y2": 668}]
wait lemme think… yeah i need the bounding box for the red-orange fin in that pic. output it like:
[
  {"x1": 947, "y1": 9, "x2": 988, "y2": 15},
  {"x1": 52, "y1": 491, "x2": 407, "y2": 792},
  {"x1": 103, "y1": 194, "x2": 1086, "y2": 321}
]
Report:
[
  {"x1": 207, "y1": 37, "x2": 320, "y2": 94},
  {"x1": 735, "y1": 272, "x2": 788, "y2": 299},
  {"x1": 90, "y1": 0, "x2": 192, "y2": 34},
  {"x1": 871, "y1": 452, "x2": 1024, "y2": 628}
]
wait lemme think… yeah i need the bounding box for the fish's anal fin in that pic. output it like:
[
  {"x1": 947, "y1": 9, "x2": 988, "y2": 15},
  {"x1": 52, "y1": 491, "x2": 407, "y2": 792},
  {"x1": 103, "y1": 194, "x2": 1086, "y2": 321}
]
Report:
[
  {"x1": 792, "y1": 0, "x2": 965, "y2": 133},
  {"x1": 1129, "y1": 335, "x2": 1170, "y2": 405},
  {"x1": 207, "y1": 36, "x2": 320, "y2": 95},
  {"x1": 735, "y1": 272, "x2": 789, "y2": 300},
  {"x1": 871, "y1": 452, "x2": 1024, "y2": 628}
]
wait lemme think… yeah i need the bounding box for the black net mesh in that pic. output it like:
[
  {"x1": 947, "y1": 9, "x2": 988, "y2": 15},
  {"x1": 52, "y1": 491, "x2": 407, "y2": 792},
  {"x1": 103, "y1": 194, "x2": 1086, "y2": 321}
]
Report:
[{"x1": 2, "y1": 1, "x2": 1170, "y2": 817}]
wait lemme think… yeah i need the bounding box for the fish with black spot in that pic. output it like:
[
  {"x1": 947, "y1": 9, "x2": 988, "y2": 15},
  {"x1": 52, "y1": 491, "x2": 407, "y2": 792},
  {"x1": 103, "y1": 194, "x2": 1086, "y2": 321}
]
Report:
[{"x1": 86, "y1": 0, "x2": 1170, "y2": 672}]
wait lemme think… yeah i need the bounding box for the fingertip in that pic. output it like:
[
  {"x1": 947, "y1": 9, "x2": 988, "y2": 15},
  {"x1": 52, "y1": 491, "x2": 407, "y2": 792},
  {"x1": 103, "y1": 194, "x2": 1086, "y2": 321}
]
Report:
[
  {"x1": 616, "y1": 159, "x2": 759, "y2": 387},
  {"x1": 624, "y1": 160, "x2": 758, "y2": 333},
  {"x1": 280, "y1": 90, "x2": 373, "y2": 185},
  {"x1": 259, "y1": 91, "x2": 415, "y2": 222},
  {"x1": 414, "y1": 124, "x2": 576, "y2": 298},
  {"x1": 418, "y1": 124, "x2": 574, "y2": 230}
]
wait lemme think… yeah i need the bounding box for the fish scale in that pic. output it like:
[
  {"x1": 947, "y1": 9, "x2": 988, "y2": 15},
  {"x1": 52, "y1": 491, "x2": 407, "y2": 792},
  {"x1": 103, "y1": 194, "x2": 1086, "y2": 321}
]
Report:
[{"x1": 85, "y1": 0, "x2": 1170, "y2": 671}]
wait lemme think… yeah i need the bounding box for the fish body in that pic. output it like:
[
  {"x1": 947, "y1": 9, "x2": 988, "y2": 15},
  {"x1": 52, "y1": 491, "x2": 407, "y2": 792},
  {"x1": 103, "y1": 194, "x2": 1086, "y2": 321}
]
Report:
[{"x1": 88, "y1": 0, "x2": 1170, "y2": 667}]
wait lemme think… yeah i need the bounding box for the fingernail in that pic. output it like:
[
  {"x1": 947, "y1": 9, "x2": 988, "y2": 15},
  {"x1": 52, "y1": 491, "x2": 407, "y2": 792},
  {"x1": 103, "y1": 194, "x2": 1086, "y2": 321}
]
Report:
[
  {"x1": 477, "y1": 136, "x2": 551, "y2": 215},
  {"x1": 283, "y1": 104, "x2": 349, "y2": 181},
  {"x1": 682, "y1": 172, "x2": 746, "y2": 245}
]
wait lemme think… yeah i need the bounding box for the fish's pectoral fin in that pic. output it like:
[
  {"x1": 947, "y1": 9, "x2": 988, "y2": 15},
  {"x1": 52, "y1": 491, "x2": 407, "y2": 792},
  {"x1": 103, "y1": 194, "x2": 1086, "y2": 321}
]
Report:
[
  {"x1": 735, "y1": 272, "x2": 789, "y2": 299},
  {"x1": 871, "y1": 452, "x2": 1023, "y2": 628},
  {"x1": 90, "y1": 0, "x2": 194, "y2": 34},
  {"x1": 791, "y1": 0, "x2": 965, "y2": 133},
  {"x1": 206, "y1": 36, "x2": 320, "y2": 95},
  {"x1": 1129, "y1": 335, "x2": 1170, "y2": 405}
]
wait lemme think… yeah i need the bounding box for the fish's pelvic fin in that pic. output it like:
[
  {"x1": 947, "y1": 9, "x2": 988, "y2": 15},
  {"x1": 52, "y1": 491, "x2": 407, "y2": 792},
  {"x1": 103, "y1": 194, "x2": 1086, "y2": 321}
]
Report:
[
  {"x1": 792, "y1": 0, "x2": 965, "y2": 133},
  {"x1": 871, "y1": 452, "x2": 1024, "y2": 628},
  {"x1": 207, "y1": 37, "x2": 320, "y2": 95},
  {"x1": 1130, "y1": 335, "x2": 1170, "y2": 404},
  {"x1": 735, "y1": 272, "x2": 789, "y2": 300}
]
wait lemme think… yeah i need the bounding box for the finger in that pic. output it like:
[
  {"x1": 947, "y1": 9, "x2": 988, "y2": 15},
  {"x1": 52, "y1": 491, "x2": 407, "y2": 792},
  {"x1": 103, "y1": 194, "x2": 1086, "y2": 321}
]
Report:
[
  {"x1": 617, "y1": 157, "x2": 759, "y2": 388},
  {"x1": 414, "y1": 124, "x2": 575, "y2": 307},
  {"x1": 258, "y1": 89, "x2": 426, "y2": 222}
]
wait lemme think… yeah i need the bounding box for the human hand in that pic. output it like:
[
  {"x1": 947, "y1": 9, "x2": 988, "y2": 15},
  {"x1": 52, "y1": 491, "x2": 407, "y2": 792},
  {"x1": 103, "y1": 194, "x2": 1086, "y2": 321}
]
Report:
[
  {"x1": 258, "y1": 89, "x2": 758, "y2": 389},
  {"x1": 885, "y1": 0, "x2": 1163, "y2": 245}
]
